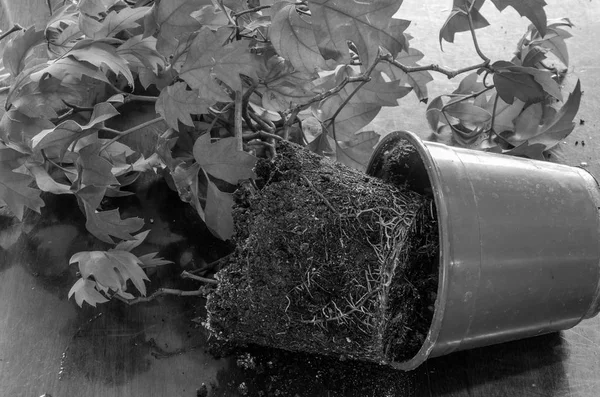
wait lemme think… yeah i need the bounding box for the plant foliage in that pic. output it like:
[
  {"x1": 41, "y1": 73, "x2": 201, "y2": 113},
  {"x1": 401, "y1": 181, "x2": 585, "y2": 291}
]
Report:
[{"x1": 0, "y1": 0, "x2": 579, "y2": 307}]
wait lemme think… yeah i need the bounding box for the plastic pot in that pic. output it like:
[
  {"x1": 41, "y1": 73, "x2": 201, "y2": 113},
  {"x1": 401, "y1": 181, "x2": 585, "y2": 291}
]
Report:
[{"x1": 367, "y1": 131, "x2": 600, "y2": 370}]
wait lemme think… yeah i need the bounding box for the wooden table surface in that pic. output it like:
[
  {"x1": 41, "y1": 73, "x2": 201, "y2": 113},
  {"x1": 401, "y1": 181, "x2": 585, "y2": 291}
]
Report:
[{"x1": 2, "y1": 1, "x2": 600, "y2": 396}]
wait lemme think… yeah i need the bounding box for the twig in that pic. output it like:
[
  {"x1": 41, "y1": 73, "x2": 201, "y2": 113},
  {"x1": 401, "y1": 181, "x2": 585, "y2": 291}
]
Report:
[
  {"x1": 241, "y1": 79, "x2": 259, "y2": 131},
  {"x1": 0, "y1": 24, "x2": 23, "y2": 42},
  {"x1": 466, "y1": 3, "x2": 490, "y2": 63},
  {"x1": 243, "y1": 130, "x2": 284, "y2": 142},
  {"x1": 235, "y1": 90, "x2": 243, "y2": 151},
  {"x1": 248, "y1": 109, "x2": 276, "y2": 133},
  {"x1": 180, "y1": 270, "x2": 218, "y2": 285},
  {"x1": 125, "y1": 94, "x2": 158, "y2": 103},
  {"x1": 189, "y1": 253, "x2": 234, "y2": 275},
  {"x1": 301, "y1": 175, "x2": 339, "y2": 215},
  {"x1": 116, "y1": 288, "x2": 204, "y2": 305},
  {"x1": 381, "y1": 54, "x2": 490, "y2": 79},
  {"x1": 99, "y1": 116, "x2": 164, "y2": 153}
]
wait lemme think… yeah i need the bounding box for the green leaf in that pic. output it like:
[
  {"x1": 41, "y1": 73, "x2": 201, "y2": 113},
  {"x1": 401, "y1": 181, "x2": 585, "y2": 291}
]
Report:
[
  {"x1": 257, "y1": 56, "x2": 317, "y2": 112},
  {"x1": 82, "y1": 205, "x2": 145, "y2": 244},
  {"x1": 503, "y1": 65, "x2": 561, "y2": 100},
  {"x1": 190, "y1": 5, "x2": 231, "y2": 30},
  {"x1": 531, "y1": 27, "x2": 570, "y2": 66},
  {"x1": 30, "y1": 57, "x2": 111, "y2": 85},
  {"x1": 426, "y1": 96, "x2": 444, "y2": 132},
  {"x1": 307, "y1": 132, "x2": 335, "y2": 157},
  {"x1": 2, "y1": 26, "x2": 46, "y2": 77},
  {"x1": 137, "y1": 252, "x2": 173, "y2": 268},
  {"x1": 156, "y1": 82, "x2": 211, "y2": 130},
  {"x1": 0, "y1": 110, "x2": 55, "y2": 152},
  {"x1": 493, "y1": 69, "x2": 544, "y2": 104},
  {"x1": 31, "y1": 102, "x2": 119, "y2": 156},
  {"x1": 521, "y1": 46, "x2": 548, "y2": 67},
  {"x1": 117, "y1": 35, "x2": 166, "y2": 74},
  {"x1": 68, "y1": 278, "x2": 110, "y2": 307},
  {"x1": 204, "y1": 176, "x2": 234, "y2": 240},
  {"x1": 25, "y1": 162, "x2": 73, "y2": 195},
  {"x1": 314, "y1": 67, "x2": 412, "y2": 141},
  {"x1": 68, "y1": 41, "x2": 134, "y2": 86},
  {"x1": 376, "y1": 48, "x2": 433, "y2": 101},
  {"x1": 78, "y1": 0, "x2": 120, "y2": 16},
  {"x1": 453, "y1": 72, "x2": 485, "y2": 95},
  {"x1": 0, "y1": 150, "x2": 45, "y2": 220},
  {"x1": 309, "y1": 0, "x2": 409, "y2": 69},
  {"x1": 153, "y1": 0, "x2": 212, "y2": 56},
  {"x1": 439, "y1": 0, "x2": 489, "y2": 47},
  {"x1": 180, "y1": 27, "x2": 260, "y2": 103},
  {"x1": 172, "y1": 162, "x2": 205, "y2": 219},
  {"x1": 270, "y1": 2, "x2": 335, "y2": 74},
  {"x1": 512, "y1": 103, "x2": 543, "y2": 141},
  {"x1": 47, "y1": 20, "x2": 82, "y2": 56},
  {"x1": 487, "y1": 96, "x2": 525, "y2": 132},
  {"x1": 91, "y1": 6, "x2": 151, "y2": 38},
  {"x1": 70, "y1": 249, "x2": 149, "y2": 296},
  {"x1": 114, "y1": 230, "x2": 150, "y2": 252},
  {"x1": 489, "y1": 0, "x2": 547, "y2": 37},
  {"x1": 336, "y1": 131, "x2": 380, "y2": 172},
  {"x1": 445, "y1": 102, "x2": 492, "y2": 123},
  {"x1": 78, "y1": 144, "x2": 120, "y2": 187},
  {"x1": 525, "y1": 79, "x2": 581, "y2": 149},
  {"x1": 193, "y1": 134, "x2": 257, "y2": 184}
]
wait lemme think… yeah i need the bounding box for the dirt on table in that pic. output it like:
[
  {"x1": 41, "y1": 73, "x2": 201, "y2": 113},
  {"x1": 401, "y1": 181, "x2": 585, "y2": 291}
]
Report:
[{"x1": 206, "y1": 140, "x2": 439, "y2": 367}]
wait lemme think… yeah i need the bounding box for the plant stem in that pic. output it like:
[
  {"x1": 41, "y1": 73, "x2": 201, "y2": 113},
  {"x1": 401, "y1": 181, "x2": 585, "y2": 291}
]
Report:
[
  {"x1": 235, "y1": 90, "x2": 243, "y2": 151},
  {"x1": 99, "y1": 116, "x2": 164, "y2": 153},
  {"x1": 466, "y1": 3, "x2": 490, "y2": 63},
  {"x1": 180, "y1": 271, "x2": 218, "y2": 285},
  {"x1": 125, "y1": 94, "x2": 158, "y2": 103},
  {"x1": 189, "y1": 252, "x2": 233, "y2": 275},
  {"x1": 116, "y1": 288, "x2": 205, "y2": 305},
  {"x1": 0, "y1": 24, "x2": 23, "y2": 42},
  {"x1": 382, "y1": 54, "x2": 489, "y2": 79}
]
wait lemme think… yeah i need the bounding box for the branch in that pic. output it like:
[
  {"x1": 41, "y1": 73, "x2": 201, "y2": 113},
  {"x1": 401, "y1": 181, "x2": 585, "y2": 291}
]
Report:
[
  {"x1": 180, "y1": 270, "x2": 218, "y2": 285},
  {"x1": 125, "y1": 94, "x2": 158, "y2": 103},
  {"x1": 466, "y1": 2, "x2": 490, "y2": 63},
  {"x1": 116, "y1": 288, "x2": 205, "y2": 305},
  {"x1": 99, "y1": 116, "x2": 164, "y2": 153},
  {"x1": 235, "y1": 90, "x2": 243, "y2": 151},
  {"x1": 0, "y1": 24, "x2": 23, "y2": 42},
  {"x1": 381, "y1": 54, "x2": 490, "y2": 79}
]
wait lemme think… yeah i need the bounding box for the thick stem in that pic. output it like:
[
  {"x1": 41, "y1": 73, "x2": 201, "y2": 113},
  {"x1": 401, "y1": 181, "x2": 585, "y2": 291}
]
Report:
[
  {"x1": 99, "y1": 116, "x2": 164, "y2": 153},
  {"x1": 0, "y1": 24, "x2": 23, "y2": 42}
]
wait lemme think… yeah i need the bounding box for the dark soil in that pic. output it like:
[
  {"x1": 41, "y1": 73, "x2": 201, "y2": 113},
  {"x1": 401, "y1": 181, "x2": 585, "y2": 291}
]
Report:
[{"x1": 207, "y1": 140, "x2": 440, "y2": 366}]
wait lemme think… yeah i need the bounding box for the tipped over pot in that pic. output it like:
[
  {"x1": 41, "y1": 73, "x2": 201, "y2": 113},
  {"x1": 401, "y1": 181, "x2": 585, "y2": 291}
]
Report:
[{"x1": 367, "y1": 130, "x2": 600, "y2": 370}]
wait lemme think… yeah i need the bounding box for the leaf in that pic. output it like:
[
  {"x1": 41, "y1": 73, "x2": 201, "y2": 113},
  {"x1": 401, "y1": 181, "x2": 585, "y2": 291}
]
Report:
[
  {"x1": 78, "y1": 144, "x2": 120, "y2": 187},
  {"x1": 47, "y1": 21, "x2": 83, "y2": 56},
  {"x1": 512, "y1": 103, "x2": 543, "y2": 141},
  {"x1": 521, "y1": 46, "x2": 547, "y2": 67},
  {"x1": 137, "y1": 252, "x2": 173, "y2": 268},
  {"x1": 204, "y1": 176, "x2": 234, "y2": 240},
  {"x1": 29, "y1": 57, "x2": 111, "y2": 85},
  {"x1": 92, "y1": 6, "x2": 151, "y2": 38},
  {"x1": 180, "y1": 27, "x2": 260, "y2": 103},
  {"x1": 426, "y1": 96, "x2": 444, "y2": 132},
  {"x1": 172, "y1": 162, "x2": 205, "y2": 219},
  {"x1": 376, "y1": 48, "x2": 433, "y2": 101},
  {"x1": 525, "y1": 79, "x2": 581, "y2": 149},
  {"x1": 488, "y1": 96, "x2": 525, "y2": 132},
  {"x1": 309, "y1": 0, "x2": 410, "y2": 69},
  {"x1": 193, "y1": 134, "x2": 257, "y2": 184},
  {"x1": 493, "y1": 69, "x2": 544, "y2": 104},
  {"x1": 70, "y1": 250, "x2": 149, "y2": 296},
  {"x1": 153, "y1": 0, "x2": 212, "y2": 56},
  {"x1": 439, "y1": 0, "x2": 490, "y2": 47},
  {"x1": 156, "y1": 82, "x2": 212, "y2": 130},
  {"x1": 114, "y1": 230, "x2": 150, "y2": 251},
  {"x1": 489, "y1": 0, "x2": 547, "y2": 37},
  {"x1": 83, "y1": 205, "x2": 145, "y2": 244},
  {"x1": 531, "y1": 27, "x2": 570, "y2": 66},
  {"x1": 336, "y1": 131, "x2": 380, "y2": 171},
  {"x1": 258, "y1": 56, "x2": 317, "y2": 112},
  {"x1": 270, "y1": 2, "x2": 334, "y2": 74},
  {"x1": 31, "y1": 102, "x2": 119, "y2": 156},
  {"x1": 117, "y1": 35, "x2": 166, "y2": 74},
  {"x1": 68, "y1": 41, "x2": 134, "y2": 86},
  {"x1": 307, "y1": 132, "x2": 335, "y2": 157},
  {"x1": 190, "y1": 5, "x2": 230, "y2": 30},
  {"x1": 3, "y1": 26, "x2": 46, "y2": 77},
  {"x1": 0, "y1": 110, "x2": 55, "y2": 152},
  {"x1": 314, "y1": 67, "x2": 411, "y2": 141},
  {"x1": 503, "y1": 65, "x2": 561, "y2": 100},
  {"x1": 445, "y1": 102, "x2": 492, "y2": 123},
  {"x1": 25, "y1": 162, "x2": 73, "y2": 194},
  {"x1": 68, "y1": 278, "x2": 110, "y2": 307},
  {"x1": 0, "y1": 151, "x2": 45, "y2": 220},
  {"x1": 453, "y1": 72, "x2": 485, "y2": 95},
  {"x1": 78, "y1": 0, "x2": 119, "y2": 16}
]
